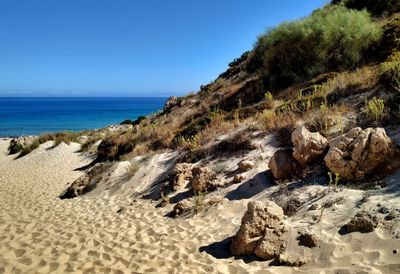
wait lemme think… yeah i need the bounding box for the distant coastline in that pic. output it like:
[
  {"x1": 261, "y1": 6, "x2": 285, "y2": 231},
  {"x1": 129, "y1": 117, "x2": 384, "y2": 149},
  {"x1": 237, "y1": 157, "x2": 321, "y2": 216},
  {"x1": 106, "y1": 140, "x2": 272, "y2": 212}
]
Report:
[{"x1": 0, "y1": 97, "x2": 167, "y2": 137}]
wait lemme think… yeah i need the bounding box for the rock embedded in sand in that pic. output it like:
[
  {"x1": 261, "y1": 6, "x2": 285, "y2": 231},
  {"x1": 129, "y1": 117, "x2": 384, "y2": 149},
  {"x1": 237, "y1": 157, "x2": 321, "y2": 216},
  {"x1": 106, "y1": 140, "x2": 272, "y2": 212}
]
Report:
[
  {"x1": 298, "y1": 231, "x2": 319, "y2": 248},
  {"x1": 233, "y1": 174, "x2": 246, "y2": 184},
  {"x1": 172, "y1": 200, "x2": 193, "y2": 216},
  {"x1": 292, "y1": 125, "x2": 328, "y2": 165},
  {"x1": 254, "y1": 225, "x2": 288, "y2": 260},
  {"x1": 347, "y1": 211, "x2": 380, "y2": 233},
  {"x1": 171, "y1": 163, "x2": 193, "y2": 191},
  {"x1": 190, "y1": 166, "x2": 215, "y2": 193},
  {"x1": 238, "y1": 160, "x2": 254, "y2": 172},
  {"x1": 324, "y1": 127, "x2": 392, "y2": 180},
  {"x1": 278, "y1": 251, "x2": 307, "y2": 267},
  {"x1": 268, "y1": 149, "x2": 297, "y2": 180},
  {"x1": 230, "y1": 200, "x2": 284, "y2": 256}
]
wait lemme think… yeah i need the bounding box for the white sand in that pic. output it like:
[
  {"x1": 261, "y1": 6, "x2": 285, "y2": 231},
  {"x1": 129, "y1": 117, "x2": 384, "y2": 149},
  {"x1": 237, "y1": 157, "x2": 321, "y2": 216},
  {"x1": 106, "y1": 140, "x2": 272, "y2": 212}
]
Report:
[{"x1": 0, "y1": 139, "x2": 400, "y2": 274}]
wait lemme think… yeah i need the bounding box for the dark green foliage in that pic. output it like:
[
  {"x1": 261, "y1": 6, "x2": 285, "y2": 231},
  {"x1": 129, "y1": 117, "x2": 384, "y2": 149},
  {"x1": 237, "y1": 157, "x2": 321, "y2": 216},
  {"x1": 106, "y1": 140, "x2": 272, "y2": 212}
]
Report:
[
  {"x1": 249, "y1": 5, "x2": 382, "y2": 89},
  {"x1": 8, "y1": 140, "x2": 23, "y2": 155},
  {"x1": 332, "y1": 0, "x2": 400, "y2": 17},
  {"x1": 120, "y1": 116, "x2": 146, "y2": 126}
]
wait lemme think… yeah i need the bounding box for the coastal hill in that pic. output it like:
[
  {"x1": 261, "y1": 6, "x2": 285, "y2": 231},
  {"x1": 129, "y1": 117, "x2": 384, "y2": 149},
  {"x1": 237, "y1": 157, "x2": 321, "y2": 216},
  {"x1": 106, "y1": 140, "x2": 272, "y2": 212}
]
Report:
[{"x1": 3, "y1": 0, "x2": 400, "y2": 272}]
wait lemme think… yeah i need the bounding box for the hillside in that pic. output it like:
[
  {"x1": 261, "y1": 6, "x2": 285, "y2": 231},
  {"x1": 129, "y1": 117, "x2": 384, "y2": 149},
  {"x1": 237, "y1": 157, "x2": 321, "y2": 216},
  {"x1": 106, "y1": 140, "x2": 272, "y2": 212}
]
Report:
[{"x1": 6, "y1": 0, "x2": 400, "y2": 272}]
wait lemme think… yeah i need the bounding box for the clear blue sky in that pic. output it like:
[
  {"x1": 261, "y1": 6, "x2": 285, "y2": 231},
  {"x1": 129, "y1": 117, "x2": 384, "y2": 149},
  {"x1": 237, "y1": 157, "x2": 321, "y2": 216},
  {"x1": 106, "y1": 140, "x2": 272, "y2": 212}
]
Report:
[{"x1": 0, "y1": 0, "x2": 327, "y2": 97}]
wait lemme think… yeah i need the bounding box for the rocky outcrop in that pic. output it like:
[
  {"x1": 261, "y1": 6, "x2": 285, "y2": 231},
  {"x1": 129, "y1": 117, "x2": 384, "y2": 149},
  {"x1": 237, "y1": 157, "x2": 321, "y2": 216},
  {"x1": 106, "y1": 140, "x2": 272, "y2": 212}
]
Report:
[
  {"x1": 324, "y1": 127, "x2": 392, "y2": 180},
  {"x1": 164, "y1": 96, "x2": 179, "y2": 112},
  {"x1": 268, "y1": 149, "x2": 297, "y2": 180},
  {"x1": 292, "y1": 126, "x2": 328, "y2": 165},
  {"x1": 254, "y1": 225, "x2": 288, "y2": 260},
  {"x1": 59, "y1": 163, "x2": 107, "y2": 199},
  {"x1": 238, "y1": 160, "x2": 254, "y2": 172},
  {"x1": 171, "y1": 163, "x2": 193, "y2": 191},
  {"x1": 190, "y1": 166, "x2": 215, "y2": 192},
  {"x1": 346, "y1": 211, "x2": 380, "y2": 233},
  {"x1": 230, "y1": 200, "x2": 284, "y2": 256}
]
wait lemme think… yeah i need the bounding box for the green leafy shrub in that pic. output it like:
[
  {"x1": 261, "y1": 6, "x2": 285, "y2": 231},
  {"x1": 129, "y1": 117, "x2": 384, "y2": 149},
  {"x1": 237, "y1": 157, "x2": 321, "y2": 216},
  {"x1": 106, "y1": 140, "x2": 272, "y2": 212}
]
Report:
[
  {"x1": 120, "y1": 116, "x2": 146, "y2": 126},
  {"x1": 250, "y1": 5, "x2": 382, "y2": 89},
  {"x1": 332, "y1": 0, "x2": 400, "y2": 17},
  {"x1": 364, "y1": 97, "x2": 386, "y2": 123},
  {"x1": 8, "y1": 141, "x2": 23, "y2": 155}
]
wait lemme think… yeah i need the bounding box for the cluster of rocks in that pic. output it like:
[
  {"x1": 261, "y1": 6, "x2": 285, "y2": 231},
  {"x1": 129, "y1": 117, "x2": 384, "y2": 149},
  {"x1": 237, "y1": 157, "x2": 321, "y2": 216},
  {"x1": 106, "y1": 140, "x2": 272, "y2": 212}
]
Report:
[
  {"x1": 269, "y1": 126, "x2": 393, "y2": 181},
  {"x1": 230, "y1": 200, "x2": 317, "y2": 265}
]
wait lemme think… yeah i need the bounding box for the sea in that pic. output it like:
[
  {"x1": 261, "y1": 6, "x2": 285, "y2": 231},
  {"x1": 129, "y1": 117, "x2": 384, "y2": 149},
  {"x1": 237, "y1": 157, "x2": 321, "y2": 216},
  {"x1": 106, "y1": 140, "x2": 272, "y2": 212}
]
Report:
[{"x1": 0, "y1": 97, "x2": 167, "y2": 137}]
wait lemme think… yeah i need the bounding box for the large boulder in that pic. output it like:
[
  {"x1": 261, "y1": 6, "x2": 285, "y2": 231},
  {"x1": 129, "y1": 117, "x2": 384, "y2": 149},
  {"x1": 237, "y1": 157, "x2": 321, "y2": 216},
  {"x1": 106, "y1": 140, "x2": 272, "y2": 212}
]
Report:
[
  {"x1": 230, "y1": 200, "x2": 284, "y2": 256},
  {"x1": 324, "y1": 127, "x2": 392, "y2": 180},
  {"x1": 254, "y1": 225, "x2": 288, "y2": 260},
  {"x1": 268, "y1": 149, "x2": 297, "y2": 180},
  {"x1": 292, "y1": 126, "x2": 328, "y2": 165},
  {"x1": 190, "y1": 166, "x2": 215, "y2": 192}
]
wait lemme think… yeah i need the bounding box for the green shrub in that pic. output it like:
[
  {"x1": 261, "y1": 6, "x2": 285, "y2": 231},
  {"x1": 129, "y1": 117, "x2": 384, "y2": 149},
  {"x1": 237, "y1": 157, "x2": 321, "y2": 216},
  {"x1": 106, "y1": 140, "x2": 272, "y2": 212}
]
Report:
[
  {"x1": 250, "y1": 5, "x2": 382, "y2": 89},
  {"x1": 364, "y1": 97, "x2": 386, "y2": 123},
  {"x1": 332, "y1": 0, "x2": 400, "y2": 17},
  {"x1": 8, "y1": 141, "x2": 23, "y2": 155},
  {"x1": 120, "y1": 116, "x2": 146, "y2": 126}
]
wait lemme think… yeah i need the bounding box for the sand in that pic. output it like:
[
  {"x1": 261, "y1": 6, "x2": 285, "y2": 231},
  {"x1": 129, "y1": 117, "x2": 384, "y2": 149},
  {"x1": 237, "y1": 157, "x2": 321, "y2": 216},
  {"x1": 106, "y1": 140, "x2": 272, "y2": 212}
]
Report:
[{"x1": 0, "y1": 139, "x2": 400, "y2": 274}]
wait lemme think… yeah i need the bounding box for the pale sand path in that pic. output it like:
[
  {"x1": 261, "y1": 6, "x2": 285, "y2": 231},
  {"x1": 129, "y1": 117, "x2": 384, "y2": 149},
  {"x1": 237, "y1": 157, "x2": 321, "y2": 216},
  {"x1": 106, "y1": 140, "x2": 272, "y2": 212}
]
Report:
[{"x1": 1, "y1": 139, "x2": 399, "y2": 274}]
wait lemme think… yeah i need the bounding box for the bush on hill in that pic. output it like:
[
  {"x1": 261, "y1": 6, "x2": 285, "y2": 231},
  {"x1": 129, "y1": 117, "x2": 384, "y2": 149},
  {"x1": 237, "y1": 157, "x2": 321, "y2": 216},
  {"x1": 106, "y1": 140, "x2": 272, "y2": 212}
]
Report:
[
  {"x1": 248, "y1": 5, "x2": 382, "y2": 89},
  {"x1": 332, "y1": 0, "x2": 400, "y2": 17}
]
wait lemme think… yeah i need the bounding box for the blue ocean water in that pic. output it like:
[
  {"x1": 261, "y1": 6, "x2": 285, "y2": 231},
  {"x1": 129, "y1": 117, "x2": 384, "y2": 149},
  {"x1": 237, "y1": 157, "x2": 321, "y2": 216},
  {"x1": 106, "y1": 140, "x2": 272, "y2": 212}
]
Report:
[{"x1": 0, "y1": 97, "x2": 167, "y2": 137}]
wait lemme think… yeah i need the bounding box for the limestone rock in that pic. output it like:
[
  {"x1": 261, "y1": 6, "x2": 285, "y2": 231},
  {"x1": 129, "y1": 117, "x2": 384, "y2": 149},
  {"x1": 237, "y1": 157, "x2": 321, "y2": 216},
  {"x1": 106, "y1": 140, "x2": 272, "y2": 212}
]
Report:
[
  {"x1": 233, "y1": 174, "x2": 246, "y2": 184},
  {"x1": 268, "y1": 149, "x2": 297, "y2": 180},
  {"x1": 172, "y1": 200, "x2": 192, "y2": 216},
  {"x1": 292, "y1": 126, "x2": 328, "y2": 165},
  {"x1": 164, "y1": 96, "x2": 178, "y2": 112},
  {"x1": 278, "y1": 251, "x2": 307, "y2": 267},
  {"x1": 190, "y1": 166, "x2": 215, "y2": 193},
  {"x1": 324, "y1": 127, "x2": 392, "y2": 180},
  {"x1": 230, "y1": 200, "x2": 284, "y2": 256},
  {"x1": 347, "y1": 211, "x2": 380, "y2": 233},
  {"x1": 298, "y1": 231, "x2": 319, "y2": 248},
  {"x1": 238, "y1": 160, "x2": 254, "y2": 172},
  {"x1": 171, "y1": 163, "x2": 193, "y2": 191},
  {"x1": 254, "y1": 225, "x2": 287, "y2": 260}
]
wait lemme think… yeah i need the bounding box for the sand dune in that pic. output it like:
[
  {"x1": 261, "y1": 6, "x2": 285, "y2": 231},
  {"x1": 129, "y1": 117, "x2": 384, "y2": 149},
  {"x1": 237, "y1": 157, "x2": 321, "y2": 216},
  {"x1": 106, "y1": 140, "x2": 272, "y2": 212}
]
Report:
[{"x1": 0, "y1": 139, "x2": 399, "y2": 273}]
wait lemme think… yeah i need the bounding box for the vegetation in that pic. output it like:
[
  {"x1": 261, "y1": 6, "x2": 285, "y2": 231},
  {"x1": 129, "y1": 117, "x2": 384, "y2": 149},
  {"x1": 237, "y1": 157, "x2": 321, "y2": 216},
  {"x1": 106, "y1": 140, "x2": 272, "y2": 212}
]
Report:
[
  {"x1": 249, "y1": 5, "x2": 382, "y2": 89},
  {"x1": 332, "y1": 0, "x2": 400, "y2": 17},
  {"x1": 7, "y1": 141, "x2": 23, "y2": 155},
  {"x1": 364, "y1": 97, "x2": 386, "y2": 124}
]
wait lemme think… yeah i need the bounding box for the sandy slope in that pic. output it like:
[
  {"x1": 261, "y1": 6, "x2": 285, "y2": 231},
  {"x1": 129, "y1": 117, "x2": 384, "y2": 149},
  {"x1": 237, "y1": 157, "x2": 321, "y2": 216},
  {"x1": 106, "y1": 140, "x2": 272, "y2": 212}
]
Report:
[{"x1": 0, "y1": 139, "x2": 399, "y2": 274}]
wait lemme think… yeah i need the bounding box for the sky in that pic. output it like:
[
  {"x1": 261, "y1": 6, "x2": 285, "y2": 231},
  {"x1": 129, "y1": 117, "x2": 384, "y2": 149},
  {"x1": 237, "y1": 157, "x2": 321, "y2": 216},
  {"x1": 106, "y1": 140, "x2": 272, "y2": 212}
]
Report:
[{"x1": 0, "y1": 0, "x2": 328, "y2": 97}]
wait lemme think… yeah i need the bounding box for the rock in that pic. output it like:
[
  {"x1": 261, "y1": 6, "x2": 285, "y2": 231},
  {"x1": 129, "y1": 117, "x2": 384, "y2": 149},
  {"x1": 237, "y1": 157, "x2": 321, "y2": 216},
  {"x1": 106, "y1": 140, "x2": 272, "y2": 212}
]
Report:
[
  {"x1": 233, "y1": 174, "x2": 246, "y2": 184},
  {"x1": 379, "y1": 206, "x2": 390, "y2": 214},
  {"x1": 59, "y1": 163, "x2": 106, "y2": 199},
  {"x1": 254, "y1": 225, "x2": 287, "y2": 260},
  {"x1": 278, "y1": 251, "x2": 307, "y2": 267},
  {"x1": 172, "y1": 200, "x2": 192, "y2": 216},
  {"x1": 230, "y1": 200, "x2": 284, "y2": 256},
  {"x1": 298, "y1": 231, "x2": 319, "y2": 248},
  {"x1": 347, "y1": 211, "x2": 380, "y2": 233},
  {"x1": 190, "y1": 166, "x2": 215, "y2": 193},
  {"x1": 164, "y1": 96, "x2": 178, "y2": 112},
  {"x1": 238, "y1": 160, "x2": 254, "y2": 172},
  {"x1": 292, "y1": 126, "x2": 328, "y2": 165},
  {"x1": 309, "y1": 204, "x2": 318, "y2": 211},
  {"x1": 171, "y1": 163, "x2": 193, "y2": 191},
  {"x1": 268, "y1": 149, "x2": 297, "y2": 180},
  {"x1": 386, "y1": 211, "x2": 398, "y2": 221},
  {"x1": 324, "y1": 127, "x2": 392, "y2": 180}
]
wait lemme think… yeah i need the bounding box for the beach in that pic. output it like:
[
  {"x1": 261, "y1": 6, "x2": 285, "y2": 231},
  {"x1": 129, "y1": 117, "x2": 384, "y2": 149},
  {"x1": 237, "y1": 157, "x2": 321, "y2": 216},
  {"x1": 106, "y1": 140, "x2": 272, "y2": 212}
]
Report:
[{"x1": 1, "y1": 138, "x2": 400, "y2": 274}]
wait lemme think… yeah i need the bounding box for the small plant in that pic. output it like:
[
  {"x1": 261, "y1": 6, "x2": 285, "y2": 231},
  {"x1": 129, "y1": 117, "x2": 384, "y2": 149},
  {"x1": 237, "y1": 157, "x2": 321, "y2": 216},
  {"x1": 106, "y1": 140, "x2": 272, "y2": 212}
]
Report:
[
  {"x1": 318, "y1": 205, "x2": 325, "y2": 223},
  {"x1": 193, "y1": 191, "x2": 205, "y2": 212},
  {"x1": 7, "y1": 141, "x2": 23, "y2": 155},
  {"x1": 126, "y1": 162, "x2": 140, "y2": 178},
  {"x1": 364, "y1": 97, "x2": 386, "y2": 123},
  {"x1": 328, "y1": 171, "x2": 340, "y2": 191},
  {"x1": 179, "y1": 135, "x2": 200, "y2": 152}
]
